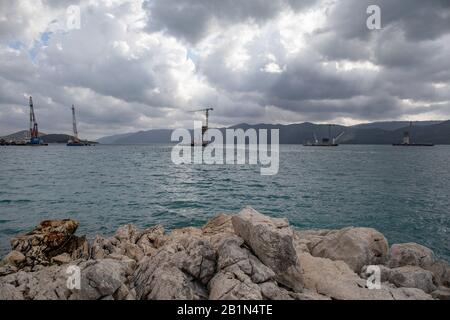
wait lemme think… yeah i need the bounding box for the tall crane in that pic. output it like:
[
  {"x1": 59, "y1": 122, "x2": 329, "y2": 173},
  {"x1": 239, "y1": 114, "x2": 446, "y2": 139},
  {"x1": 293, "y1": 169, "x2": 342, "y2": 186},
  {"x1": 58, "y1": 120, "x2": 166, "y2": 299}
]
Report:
[
  {"x1": 71, "y1": 104, "x2": 79, "y2": 142},
  {"x1": 189, "y1": 107, "x2": 213, "y2": 146},
  {"x1": 28, "y1": 96, "x2": 41, "y2": 145}
]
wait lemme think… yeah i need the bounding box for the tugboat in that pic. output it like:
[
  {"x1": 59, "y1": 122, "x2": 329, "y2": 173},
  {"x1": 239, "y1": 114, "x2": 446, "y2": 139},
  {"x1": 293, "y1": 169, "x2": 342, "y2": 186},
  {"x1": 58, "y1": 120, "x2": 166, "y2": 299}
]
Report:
[{"x1": 392, "y1": 122, "x2": 434, "y2": 146}]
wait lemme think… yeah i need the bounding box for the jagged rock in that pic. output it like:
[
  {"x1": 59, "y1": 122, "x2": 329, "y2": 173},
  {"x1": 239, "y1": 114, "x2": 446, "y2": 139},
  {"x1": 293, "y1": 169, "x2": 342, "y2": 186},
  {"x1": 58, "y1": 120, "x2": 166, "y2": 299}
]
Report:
[
  {"x1": 387, "y1": 266, "x2": 436, "y2": 293},
  {"x1": 389, "y1": 287, "x2": 434, "y2": 300},
  {"x1": 310, "y1": 227, "x2": 389, "y2": 273},
  {"x1": 293, "y1": 229, "x2": 334, "y2": 254},
  {"x1": 133, "y1": 236, "x2": 216, "y2": 300},
  {"x1": 361, "y1": 264, "x2": 436, "y2": 293},
  {"x1": 9, "y1": 219, "x2": 88, "y2": 268},
  {"x1": 136, "y1": 225, "x2": 165, "y2": 251},
  {"x1": 299, "y1": 252, "x2": 432, "y2": 299},
  {"x1": 428, "y1": 259, "x2": 450, "y2": 287},
  {"x1": 300, "y1": 252, "x2": 373, "y2": 300},
  {"x1": 0, "y1": 208, "x2": 445, "y2": 301},
  {"x1": 0, "y1": 265, "x2": 18, "y2": 276},
  {"x1": 77, "y1": 259, "x2": 132, "y2": 300},
  {"x1": 202, "y1": 213, "x2": 234, "y2": 235},
  {"x1": 209, "y1": 268, "x2": 263, "y2": 300},
  {"x1": 231, "y1": 207, "x2": 303, "y2": 292},
  {"x1": 216, "y1": 236, "x2": 275, "y2": 284},
  {"x1": 1, "y1": 250, "x2": 26, "y2": 268},
  {"x1": 114, "y1": 224, "x2": 140, "y2": 244},
  {"x1": 431, "y1": 287, "x2": 450, "y2": 300},
  {"x1": 209, "y1": 235, "x2": 278, "y2": 300},
  {"x1": 51, "y1": 253, "x2": 71, "y2": 265},
  {"x1": 388, "y1": 243, "x2": 436, "y2": 269},
  {"x1": 259, "y1": 281, "x2": 293, "y2": 300},
  {"x1": 0, "y1": 282, "x2": 24, "y2": 300},
  {"x1": 91, "y1": 225, "x2": 164, "y2": 261},
  {"x1": 0, "y1": 259, "x2": 134, "y2": 300}
]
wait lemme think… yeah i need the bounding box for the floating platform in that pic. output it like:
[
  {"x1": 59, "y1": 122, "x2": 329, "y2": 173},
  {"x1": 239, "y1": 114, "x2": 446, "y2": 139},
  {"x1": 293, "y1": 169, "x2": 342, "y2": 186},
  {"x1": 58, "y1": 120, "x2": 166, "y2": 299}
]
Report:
[
  {"x1": 392, "y1": 143, "x2": 434, "y2": 147},
  {"x1": 67, "y1": 142, "x2": 92, "y2": 146},
  {"x1": 303, "y1": 143, "x2": 339, "y2": 147}
]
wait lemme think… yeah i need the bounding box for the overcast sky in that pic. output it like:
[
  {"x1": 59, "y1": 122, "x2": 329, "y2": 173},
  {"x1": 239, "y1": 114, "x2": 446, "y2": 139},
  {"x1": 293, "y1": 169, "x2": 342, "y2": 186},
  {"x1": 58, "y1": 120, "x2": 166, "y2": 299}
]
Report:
[{"x1": 1, "y1": 0, "x2": 450, "y2": 138}]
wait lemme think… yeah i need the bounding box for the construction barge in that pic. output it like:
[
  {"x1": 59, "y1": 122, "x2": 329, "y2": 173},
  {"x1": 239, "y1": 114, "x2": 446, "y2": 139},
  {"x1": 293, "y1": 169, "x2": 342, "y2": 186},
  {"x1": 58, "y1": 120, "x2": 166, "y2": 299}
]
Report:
[
  {"x1": 303, "y1": 124, "x2": 344, "y2": 147},
  {"x1": 392, "y1": 122, "x2": 434, "y2": 146},
  {"x1": 67, "y1": 104, "x2": 93, "y2": 146}
]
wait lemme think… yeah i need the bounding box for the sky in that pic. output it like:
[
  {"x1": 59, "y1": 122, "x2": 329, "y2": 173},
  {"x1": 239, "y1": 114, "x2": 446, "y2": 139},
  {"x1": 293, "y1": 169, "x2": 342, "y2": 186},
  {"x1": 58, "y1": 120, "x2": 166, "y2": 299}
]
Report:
[{"x1": 0, "y1": 0, "x2": 450, "y2": 139}]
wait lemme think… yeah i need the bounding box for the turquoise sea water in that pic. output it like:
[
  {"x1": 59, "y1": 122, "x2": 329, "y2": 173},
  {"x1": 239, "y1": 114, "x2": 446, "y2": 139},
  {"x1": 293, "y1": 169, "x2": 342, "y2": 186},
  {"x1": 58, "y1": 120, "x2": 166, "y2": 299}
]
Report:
[{"x1": 0, "y1": 144, "x2": 449, "y2": 260}]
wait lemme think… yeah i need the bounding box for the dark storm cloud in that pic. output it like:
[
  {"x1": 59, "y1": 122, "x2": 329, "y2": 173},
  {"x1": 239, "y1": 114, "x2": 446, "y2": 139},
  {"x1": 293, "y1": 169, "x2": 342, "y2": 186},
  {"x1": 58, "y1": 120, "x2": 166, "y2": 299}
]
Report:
[
  {"x1": 143, "y1": 0, "x2": 318, "y2": 43},
  {"x1": 1, "y1": 0, "x2": 450, "y2": 137},
  {"x1": 323, "y1": 0, "x2": 450, "y2": 41}
]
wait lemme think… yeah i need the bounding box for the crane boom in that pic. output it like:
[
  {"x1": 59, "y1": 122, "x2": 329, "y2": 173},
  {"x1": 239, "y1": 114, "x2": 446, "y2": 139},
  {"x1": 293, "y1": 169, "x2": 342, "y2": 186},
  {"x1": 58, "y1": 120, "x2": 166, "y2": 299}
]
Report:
[
  {"x1": 72, "y1": 105, "x2": 79, "y2": 140},
  {"x1": 29, "y1": 96, "x2": 38, "y2": 139}
]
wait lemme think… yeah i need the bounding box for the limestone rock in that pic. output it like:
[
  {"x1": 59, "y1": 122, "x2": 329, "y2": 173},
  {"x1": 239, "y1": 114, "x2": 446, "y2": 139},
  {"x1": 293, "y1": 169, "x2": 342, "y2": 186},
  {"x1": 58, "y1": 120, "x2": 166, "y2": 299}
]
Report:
[
  {"x1": 311, "y1": 227, "x2": 389, "y2": 273},
  {"x1": 389, "y1": 287, "x2": 434, "y2": 300},
  {"x1": 77, "y1": 259, "x2": 131, "y2": 300},
  {"x1": 209, "y1": 268, "x2": 263, "y2": 300},
  {"x1": 136, "y1": 225, "x2": 165, "y2": 251},
  {"x1": 0, "y1": 259, "x2": 134, "y2": 300},
  {"x1": 259, "y1": 281, "x2": 293, "y2": 300},
  {"x1": 208, "y1": 235, "x2": 280, "y2": 300},
  {"x1": 428, "y1": 259, "x2": 450, "y2": 287},
  {"x1": 51, "y1": 253, "x2": 71, "y2": 265},
  {"x1": 202, "y1": 213, "x2": 234, "y2": 235},
  {"x1": 1, "y1": 250, "x2": 26, "y2": 268},
  {"x1": 388, "y1": 243, "x2": 436, "y2": 269},
  {"x1": 387, "y1": 266, "x2": 436, "y2": 293},
  {"x1": 231, "y1": 207, "x2": 303, "y2": 291},
  {"x1": 91, "y1": 224, "x2": 164, "y2": 261},
  {"x1": 431, "y1": 287, "x2": 450, "y2": 300},
  {"x1": 293, "y1": 229, "x2": 334, "y2": 254},
  {"x1": 133, "y1": 236, "x2": 216, "y2": 300},
  {"x1": 0, "y1": 282, "x2": 24, "y2": 300},
  {"x1": 0, "y1": 265, "x2": 18, "y2": 276}
]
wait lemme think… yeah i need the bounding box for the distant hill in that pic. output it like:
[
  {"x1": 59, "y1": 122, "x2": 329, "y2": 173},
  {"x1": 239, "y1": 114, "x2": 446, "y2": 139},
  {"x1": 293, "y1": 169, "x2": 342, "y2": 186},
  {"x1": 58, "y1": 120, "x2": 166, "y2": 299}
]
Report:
[
  {"x1": 352, "y1": 121, "x2": 443, "y2": 131},
  {"x1": 99, "y1": 129, "x2": 173, "y2": 144},
  {"x1": 1, "y1": 131, "x2": 97, "y2": 144},
  {"x1": 1, "y1": 130, "x2": 46, "y2": 142},
  {"x1": 97, "y1": 120, "x2": 450, "y2": 145},
  {"x1": 96, "y1": 132, "x2": 135, "y2": 144}
]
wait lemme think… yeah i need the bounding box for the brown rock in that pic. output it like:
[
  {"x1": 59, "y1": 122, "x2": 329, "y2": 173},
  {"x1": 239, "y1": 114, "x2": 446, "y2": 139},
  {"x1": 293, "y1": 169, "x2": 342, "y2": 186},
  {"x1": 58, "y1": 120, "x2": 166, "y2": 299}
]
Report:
[{"x1": 310, "y1": 227, "x2": 389, "y2": 273}]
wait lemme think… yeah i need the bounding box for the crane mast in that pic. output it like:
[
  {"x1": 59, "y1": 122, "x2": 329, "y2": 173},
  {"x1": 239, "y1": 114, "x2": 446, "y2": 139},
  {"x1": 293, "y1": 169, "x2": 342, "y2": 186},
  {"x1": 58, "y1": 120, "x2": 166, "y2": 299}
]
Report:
[
  {"x1": 29, "y1": 96, "x2": 38, "y2": 139},
  {"x1": 72, "y1": 104, "x2": 79, "y2": 141},
  {"x1": 189, "y1": 107, "x2": 214, "y2": 146}
]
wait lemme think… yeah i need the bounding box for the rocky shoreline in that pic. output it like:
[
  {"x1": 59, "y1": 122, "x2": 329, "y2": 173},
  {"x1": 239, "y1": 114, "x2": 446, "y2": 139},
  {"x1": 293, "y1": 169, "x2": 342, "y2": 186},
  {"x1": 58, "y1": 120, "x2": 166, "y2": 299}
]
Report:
[{"x1": 0, "y1": 207, "x2": 449, "y2": 300}]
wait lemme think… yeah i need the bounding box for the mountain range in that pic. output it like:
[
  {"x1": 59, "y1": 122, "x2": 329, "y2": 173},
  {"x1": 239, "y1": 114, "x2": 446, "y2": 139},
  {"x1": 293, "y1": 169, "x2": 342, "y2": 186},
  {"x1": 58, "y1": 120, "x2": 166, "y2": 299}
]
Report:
[
  {"x1": 3, "y1": 121, "x2": 449, "y2": 145},
  {"x1": 96, "y1": 120, "x2": 450, "y2": 145}
]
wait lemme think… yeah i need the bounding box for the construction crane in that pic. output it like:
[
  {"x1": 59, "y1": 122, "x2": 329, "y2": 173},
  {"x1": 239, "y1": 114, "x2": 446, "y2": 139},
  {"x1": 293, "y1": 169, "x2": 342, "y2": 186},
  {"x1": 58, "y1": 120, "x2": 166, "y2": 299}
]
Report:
[
  {"x1": 67, "y1": 104, "x2": 88, "y2": 146},
  {"x1": 71, "y1": 104, "x2": 79, "y2": 142},
  {"x1": 332, "y1": 131, "x2": 345, "y2": 145},
  {"x1": 28, "y1": 96, "x2": 42, "y2": 145},
  {"x1": 189, "y1": 107, "x2": 213, "y2": 146}
]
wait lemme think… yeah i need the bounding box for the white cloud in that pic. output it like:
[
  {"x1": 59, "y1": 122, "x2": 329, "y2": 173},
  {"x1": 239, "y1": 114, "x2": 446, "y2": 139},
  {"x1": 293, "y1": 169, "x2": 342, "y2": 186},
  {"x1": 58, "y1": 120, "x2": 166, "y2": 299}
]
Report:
[{"x1": 1, "y1": 0, "x2": 449, "y2": 138}]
